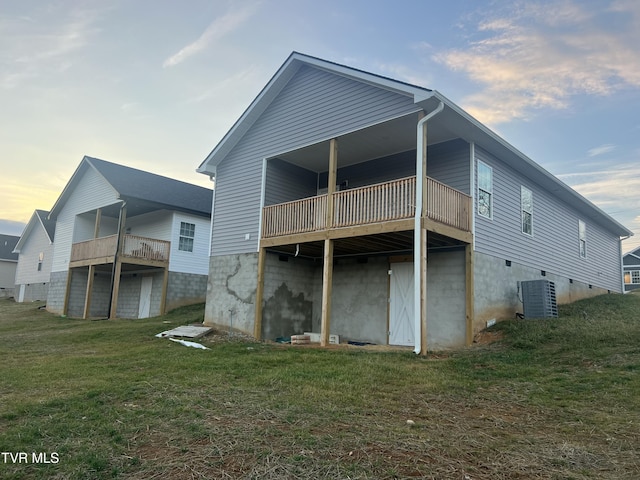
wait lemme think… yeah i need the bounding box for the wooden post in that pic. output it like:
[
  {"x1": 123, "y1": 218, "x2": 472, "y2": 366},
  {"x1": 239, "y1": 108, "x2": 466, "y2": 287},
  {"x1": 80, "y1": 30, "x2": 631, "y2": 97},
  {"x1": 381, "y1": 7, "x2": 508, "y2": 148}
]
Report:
[
  {"x1": 327, "y1": 138, "x2": 338, "y2": 227},
  {"x1": 254, "y1": 247, "x2": 266, "y2": 339},
  {"x1": 109, "y1": 261, "x2": 122, "y2": 319},
  {"x1": 109, "y1": 205, "x2": 127, "y2": 319},
  {"x1": 83, "y1": 265, "x2": 95, "y2": 319},
  {"x1": 160, "y1": 267, "x2": 169, "y2": 315},
  {"x1": 320, "y1": 138, "x2": 338, "y2": 347},
  {"x1": 62, "y1": 269, "x2": 73, "y2": 316},
  {"x1": 94, "y1": 208, "x2": 101, "y2": 239},
  {"x1": 465, "y1": 243, "x2": 475, "y2": 345},
  {"x1": 419, "y1": 112, "x2": 429, "y2": 355},
  {"x1": 320, "y1": 238, "x2": 334, "y2": 346}
]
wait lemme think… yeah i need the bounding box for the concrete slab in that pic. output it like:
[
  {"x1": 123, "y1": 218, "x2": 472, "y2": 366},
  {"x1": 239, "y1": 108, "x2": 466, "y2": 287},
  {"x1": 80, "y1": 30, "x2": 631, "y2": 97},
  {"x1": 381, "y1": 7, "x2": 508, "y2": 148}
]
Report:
[{"x1": 155, "y1": 325, "x2": 213, "y2": 339}]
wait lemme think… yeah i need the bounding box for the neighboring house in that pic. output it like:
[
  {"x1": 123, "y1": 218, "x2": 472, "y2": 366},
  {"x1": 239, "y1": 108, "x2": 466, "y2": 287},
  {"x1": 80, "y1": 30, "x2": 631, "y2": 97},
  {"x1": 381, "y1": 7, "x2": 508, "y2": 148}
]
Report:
[
  {"x1": 13, "y1": 210, "x2": 56, "y2": 302},
  {"x1": 196, "y1": 52, "x2": 632, "y2": 353},
  {"x1": 623, "y1": 246, "x2": 640, "y2": 292},
  {"x1": 0, "y1": 234, "x2": 19, "y2": 299},
  {"x1": 46, "y1": 156, "x2": 213, "y2": 319}
]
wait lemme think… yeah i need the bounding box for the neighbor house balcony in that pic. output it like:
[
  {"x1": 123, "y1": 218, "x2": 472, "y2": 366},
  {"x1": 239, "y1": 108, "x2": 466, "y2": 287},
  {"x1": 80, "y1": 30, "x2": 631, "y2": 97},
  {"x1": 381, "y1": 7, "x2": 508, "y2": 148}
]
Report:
[
  {"x1": 69, "y1": 234, "x2": 170, "y2": 268},
  {"x1": 261, "y1": 176, "x2": 472, "y2": 244}
]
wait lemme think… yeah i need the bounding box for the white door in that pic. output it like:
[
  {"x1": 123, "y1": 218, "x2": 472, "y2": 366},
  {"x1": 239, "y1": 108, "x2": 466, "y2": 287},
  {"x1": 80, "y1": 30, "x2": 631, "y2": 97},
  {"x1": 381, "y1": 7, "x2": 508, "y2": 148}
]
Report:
[
  {"x1": 138, "y1": 276, "x2": 153, "y2": 318},
  {"x1": 389, "y1": 262, "x2": 415, "y2": 346},
  {"x1": 18, "y1": 284, "x2": 25, "y2": 303}
]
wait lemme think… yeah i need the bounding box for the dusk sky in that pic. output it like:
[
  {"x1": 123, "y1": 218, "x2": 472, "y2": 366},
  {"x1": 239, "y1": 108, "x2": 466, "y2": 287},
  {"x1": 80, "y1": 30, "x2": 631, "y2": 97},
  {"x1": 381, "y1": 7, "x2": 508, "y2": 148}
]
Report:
[{"x1": 1, "y1": 0, "x2": 639, "y2": 252}]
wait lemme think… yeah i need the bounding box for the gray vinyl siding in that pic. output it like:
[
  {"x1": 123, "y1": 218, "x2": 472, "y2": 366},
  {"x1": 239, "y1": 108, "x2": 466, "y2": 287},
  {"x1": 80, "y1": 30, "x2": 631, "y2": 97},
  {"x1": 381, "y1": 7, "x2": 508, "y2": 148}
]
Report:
[
  {"x1": 265, "y1": 159, "x2": 317, "y2": 206},
  {"x1": 319, "y1": 150, "x2": 415, "y2": 189},
  {"x1": 211, "y1": 65, "x2": 419, "y2": 256},
  {"x1": 14, "y1": 225, "x2": 53, "y2": 286},
  {"x1": 474, "y1": 147, "x2": 622, "y2": 292},
  {"x1": 426, "y1": 139, "x2": 471, "y2": 195},
  {"x1": 318, "y1": 140, "x2": 470, "y2": 192}
]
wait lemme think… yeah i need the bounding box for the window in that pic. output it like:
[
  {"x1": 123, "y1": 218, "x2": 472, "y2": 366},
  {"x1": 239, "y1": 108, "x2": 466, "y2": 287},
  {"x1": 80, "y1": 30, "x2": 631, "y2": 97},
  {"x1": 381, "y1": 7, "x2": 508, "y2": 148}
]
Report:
[
  {"x1": 578, "y1": 220, "x2": 586, "y2": 258},
  {"x1": 179, "y1": 222, "x2": 195, "y2": 252},
  {"x1": 477, "y1": 160, "x2": 493, "y2": 219},
  {"x1": 521, "y1": 186, "x2": 533, "y2": 235},
  {"x1": 37, "y1": 252, "x2": 44, "y2": 271},
  {"x1": 628, "y1": 270, "x2": 640, "y2": 284}
]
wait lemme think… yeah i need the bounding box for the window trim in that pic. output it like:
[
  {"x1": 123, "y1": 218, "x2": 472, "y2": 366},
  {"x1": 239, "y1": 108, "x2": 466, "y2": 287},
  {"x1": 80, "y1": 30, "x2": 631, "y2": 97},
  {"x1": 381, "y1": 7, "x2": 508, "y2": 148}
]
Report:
[
  {"x1": 477, "y1": 160, "x2": 493, "y2": 220},
  {"x1": 178, "y1": 222, "x2": 195, "y2": 253},
  {"x1": 521, "y1": 185, "x2": 533, "y2": 236}
]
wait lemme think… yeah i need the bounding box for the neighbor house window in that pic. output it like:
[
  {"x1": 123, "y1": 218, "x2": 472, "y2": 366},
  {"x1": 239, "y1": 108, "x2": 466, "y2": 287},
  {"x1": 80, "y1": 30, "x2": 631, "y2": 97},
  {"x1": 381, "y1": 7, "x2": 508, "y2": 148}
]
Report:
[
  {"x1": 179, "y1": 222, "x2": 195, "y2": 252},
  {"x1": 37, "y1": 252, "x2": 44, "y2": 271},
  {"x1": 630, "y1": 271, "x2": 640, "y2": 284},
  {"x1": 578, "y1": 220, "x2": 586, "y2": 258},
  {"x1": 521, "y1": 186, "x2": 533, "y2": 235},
  {"x1": 477, "y1": 160, "x2": 493, "y2": 219}
]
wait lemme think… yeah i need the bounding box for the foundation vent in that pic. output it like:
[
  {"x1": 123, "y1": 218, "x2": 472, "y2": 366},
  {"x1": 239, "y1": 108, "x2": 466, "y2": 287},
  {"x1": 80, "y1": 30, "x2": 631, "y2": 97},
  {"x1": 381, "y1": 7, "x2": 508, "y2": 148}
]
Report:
[{"x1": 521, "y1": 280, "x2": 558, "y2": 318}]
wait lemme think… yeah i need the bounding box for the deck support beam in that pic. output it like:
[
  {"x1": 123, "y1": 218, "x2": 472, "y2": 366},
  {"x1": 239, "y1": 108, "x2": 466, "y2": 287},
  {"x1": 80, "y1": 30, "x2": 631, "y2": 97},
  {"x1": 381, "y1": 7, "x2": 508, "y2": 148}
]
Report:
[
  {"x1": 160, "y1": 267, "x2": 170, "y2": 315},
  {"x1": 320, "y1": 139, "x2": 338, "y2": 347},
  {"x1": 320, "y1": 238, "x2": 334, "y2": 347},
  {"x1": 83, "y1": 265, "x2": 95, "y2": 319},
  {"x1": 109, "y1": 204, "x2": 127, "y2": 319}
]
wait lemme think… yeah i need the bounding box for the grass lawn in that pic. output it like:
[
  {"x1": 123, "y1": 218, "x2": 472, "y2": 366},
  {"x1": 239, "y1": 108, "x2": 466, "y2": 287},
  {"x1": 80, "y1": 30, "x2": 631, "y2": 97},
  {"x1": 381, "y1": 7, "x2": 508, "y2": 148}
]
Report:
[{"x1": 1, "y1": 294, "x2": 639, "y2": 479}]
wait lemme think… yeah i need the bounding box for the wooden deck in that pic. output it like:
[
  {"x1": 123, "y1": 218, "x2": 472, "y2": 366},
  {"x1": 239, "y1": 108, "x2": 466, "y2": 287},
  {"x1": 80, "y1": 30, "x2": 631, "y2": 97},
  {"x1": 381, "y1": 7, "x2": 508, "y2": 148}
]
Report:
[
  {"x1": 70, "y1": 234, "x2": 170, "y2": 267},
  {"x1": 262, "y1": 176, "x2": 471, "y2": 243}
]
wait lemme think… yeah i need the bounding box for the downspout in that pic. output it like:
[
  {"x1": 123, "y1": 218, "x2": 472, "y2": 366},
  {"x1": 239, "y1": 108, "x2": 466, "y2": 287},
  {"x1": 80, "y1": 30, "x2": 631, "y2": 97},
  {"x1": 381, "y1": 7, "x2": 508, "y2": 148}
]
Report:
[{"x1": 414, "y1": 101, "x2": 444, "y2": 354}]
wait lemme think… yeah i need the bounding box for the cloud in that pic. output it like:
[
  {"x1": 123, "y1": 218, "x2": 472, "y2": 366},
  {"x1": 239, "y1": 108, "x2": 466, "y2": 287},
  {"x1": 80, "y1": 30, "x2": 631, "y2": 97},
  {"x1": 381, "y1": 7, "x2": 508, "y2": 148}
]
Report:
[
  {"x1": 557, "y1": 165, "x2": 640, "y2": 236},
  {"x1": 0, "y1": 6, "x2": 103, "y2": 88},
  {"x1": 433, "y1": 0, "x2": 640, "y2": 124},
  {"x1": 587, "y1": 144, "x2": 616, "y2": 157},
  {"x1": 162, "y1": 5, "x2": 259, "y2": 68}
]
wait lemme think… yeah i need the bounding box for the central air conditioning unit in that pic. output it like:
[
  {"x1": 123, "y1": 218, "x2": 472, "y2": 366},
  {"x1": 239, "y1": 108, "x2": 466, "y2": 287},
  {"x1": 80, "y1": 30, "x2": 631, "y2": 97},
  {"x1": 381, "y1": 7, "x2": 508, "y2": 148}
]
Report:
[{"x1": 520, "y1": 280, "x2": 558, "y2": 318}]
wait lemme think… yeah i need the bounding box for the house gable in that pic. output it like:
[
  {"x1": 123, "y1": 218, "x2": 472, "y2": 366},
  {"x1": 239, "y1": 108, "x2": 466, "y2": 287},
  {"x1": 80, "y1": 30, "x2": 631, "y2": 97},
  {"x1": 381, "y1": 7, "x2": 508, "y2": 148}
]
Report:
[
  {"x1": 210, "y1": 63, "x2": 421, "y2": 256},
  {"x1": 50, "y1": 165, "x2": 120, "y2": 273}
]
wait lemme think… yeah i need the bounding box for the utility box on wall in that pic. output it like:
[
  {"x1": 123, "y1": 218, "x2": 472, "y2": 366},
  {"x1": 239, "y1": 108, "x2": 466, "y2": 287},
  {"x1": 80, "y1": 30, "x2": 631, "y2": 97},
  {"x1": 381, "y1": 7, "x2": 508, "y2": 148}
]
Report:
[{"x1": 521, "y1": 280, "x2": 558, "y2": 318}]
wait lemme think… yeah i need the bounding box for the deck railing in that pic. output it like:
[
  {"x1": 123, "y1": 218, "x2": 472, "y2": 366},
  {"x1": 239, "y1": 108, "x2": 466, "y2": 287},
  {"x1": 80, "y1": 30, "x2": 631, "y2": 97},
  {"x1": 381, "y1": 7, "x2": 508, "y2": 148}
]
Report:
[
  {"x1": 70, "y1": 235, "x2": 118, "y2": 262},
  {"x1": 425, "y1": 177, "x2": 471, "y2": 231},
  {"x1": 122, "y1": 235, "x2": 170, "y2": 262},
  {"x1": 333, "y1": 176, "x2": 416, "y2": 228},
  {"x1": 261, "y1": 175, "x2": 471, "y2": 239},
  {"x1": 262, "y1": 195, "x2": 328, "y2": 238},
  {"x1": 70, "y1": 234, "x2": 170, "y2": 264}
]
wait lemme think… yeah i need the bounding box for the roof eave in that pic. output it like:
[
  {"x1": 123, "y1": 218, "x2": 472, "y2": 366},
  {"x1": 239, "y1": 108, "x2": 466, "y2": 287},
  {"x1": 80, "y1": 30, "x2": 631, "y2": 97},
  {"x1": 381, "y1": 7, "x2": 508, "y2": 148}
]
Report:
[{"x1": 426, "y1": 91, "x2": 633, "y2": 238}]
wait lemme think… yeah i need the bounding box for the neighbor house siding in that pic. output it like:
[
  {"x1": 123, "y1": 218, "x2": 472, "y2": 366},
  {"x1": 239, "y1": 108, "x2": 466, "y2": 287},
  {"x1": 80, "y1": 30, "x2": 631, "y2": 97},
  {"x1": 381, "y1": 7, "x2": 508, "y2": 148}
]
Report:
[
  {"x1": 169, "y1": 212, "x2": 210, "y2": 275},
  {"x1": 14, "y1": 225, "x2": 53, "y2": 286},
  {"x1": 0, "y1": 261, "x2": 17, "y2": 289},
  {"x1": 51, "y1": 167, "x2": 120, "y2": 273},
  {"x1": 126, "y1": 210, "x2": 173, "y2": 242},
  {"x1": 474, "y1": 147, "x2": 621, "y2": 291},
  {"x1": 211, "y1": 65, "x2": 420, "y2": 256}
]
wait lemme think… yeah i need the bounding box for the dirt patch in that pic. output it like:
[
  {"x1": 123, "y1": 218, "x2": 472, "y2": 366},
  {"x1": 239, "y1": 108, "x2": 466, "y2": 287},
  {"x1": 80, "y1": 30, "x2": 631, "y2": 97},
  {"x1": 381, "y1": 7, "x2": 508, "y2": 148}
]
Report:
[{"x1": 473, "y1": 329, "x2": 505, "y2": 345}]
